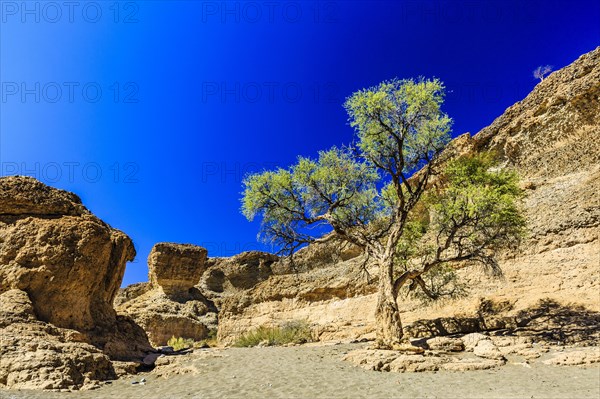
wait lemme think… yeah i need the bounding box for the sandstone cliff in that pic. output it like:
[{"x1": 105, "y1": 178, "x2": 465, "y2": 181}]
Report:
[
  {"x1": 0, "y1": 176, "x2": 153, "y2": 390},
  {"x1": 116, "y1": 47, "x2": 599, "y2": 348},
  {"x1": 202, "y1": 47, "x2": 600, "y2": 344}
]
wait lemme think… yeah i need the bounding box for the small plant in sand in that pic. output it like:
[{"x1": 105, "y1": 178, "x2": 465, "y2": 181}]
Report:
[
  {"x1": 167, "y1": 336, "x2": 195, "y2": 351},
  {"x1": 234, "y1": 320, "x2": 313, "y2": 347},
  {"x1": 193, "y1": 329, "x2": 219, "y2": 348}
]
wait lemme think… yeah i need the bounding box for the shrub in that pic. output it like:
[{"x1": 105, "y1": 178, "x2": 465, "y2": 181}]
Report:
[
  {"x1": 193, "y1": 329, "x2": 219, "y2": 348},
  {"x1": 234, "y1": 320, "x2": 313, "y2": 347},
  {"x1": 167, "y1": 336, "x2": 195, "y2": 351}
]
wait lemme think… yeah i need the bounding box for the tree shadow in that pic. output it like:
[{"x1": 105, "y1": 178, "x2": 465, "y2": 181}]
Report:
[
  {"x1": 513, "y1": 298, "x2": 600, "y2": 345},
  {"x1": 405, "y1": 298, "x2": 599, "y2": 345}
]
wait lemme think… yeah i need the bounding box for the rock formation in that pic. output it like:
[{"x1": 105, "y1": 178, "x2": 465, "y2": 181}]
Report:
[
  {"x1": 209, "y1": 245, "x2": 373, "y2": 343},
  {"x1": 115, "y1": 243, "x2": 218, "y2": 346},
  {"x1": 148, "y1": 243, "x2": 208, "y2": 297},
  {"x1": 189, "y1": 46, "x2": 600, "y2": 345},
  {"x1": 0, "y1": 176, "x2": 153, "y2": 390},
  {"x1": 2, "y1": 47, "x2": 597, "y2": 392},
  {"x1": 113, "y1": 47, "x2": 600, "y2": 353}
]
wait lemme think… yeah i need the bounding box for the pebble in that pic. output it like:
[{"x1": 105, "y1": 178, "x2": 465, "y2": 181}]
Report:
[{"x1": 140, "y1": 378, "x2": 147, "y2": 383}]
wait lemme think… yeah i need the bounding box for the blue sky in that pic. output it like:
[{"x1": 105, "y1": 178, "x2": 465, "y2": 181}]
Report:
[{"x1": 1, "y1": 0, "x2": 599, "y2": 286}]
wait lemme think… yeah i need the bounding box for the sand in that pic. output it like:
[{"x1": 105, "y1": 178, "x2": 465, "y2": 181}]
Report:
[{"x1": 1, "y1": 343, "x2": 599, "y2": 399}]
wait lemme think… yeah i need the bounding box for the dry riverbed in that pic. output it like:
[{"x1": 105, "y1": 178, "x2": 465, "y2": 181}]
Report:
[{"x1": 1, "y1": 343, "x2": 599, "y2": 399}]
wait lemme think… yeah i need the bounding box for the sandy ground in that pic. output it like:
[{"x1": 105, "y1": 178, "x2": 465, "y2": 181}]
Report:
[{"x1": 1, "y1": 344, "x2": 599, "y2": 399}]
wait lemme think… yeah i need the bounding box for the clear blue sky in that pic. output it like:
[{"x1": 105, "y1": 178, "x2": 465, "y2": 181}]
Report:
[{"x1": 1, "y1": 0, "x2": 599, "y2": 286}]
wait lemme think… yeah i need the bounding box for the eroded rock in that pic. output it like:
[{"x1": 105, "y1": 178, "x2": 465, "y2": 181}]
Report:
[
  {"x1": 473, "y1": 339, "x2": 505, "y2": 361},
  {"x1": 0, "y1": 176, "x2": 153, "y2": 390},
  {"x1": 462, "y1": 333, "x2": 491, "y2": 352},
  {"x1": 425, "y1": 337, "x2": 465, "y2": 352},
  {"x1": 543, "y1": 348, "x2": 600, "y2": 366},
  {"x1": 148, "y1": 243, "x2": 208, "y2": 297},
  {"x1": 117, "y1": 287, "x2": 218, "y2": 346},
  {"x1": 343, "y1": 347, "x2": 504, "y2": 373},
  {"x1": 117, "y1": 243, "x2": 217, "y2": 346}
]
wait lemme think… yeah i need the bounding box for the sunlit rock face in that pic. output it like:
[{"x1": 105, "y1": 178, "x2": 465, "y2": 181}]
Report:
[
  {"x1": 0, "y1": 176, "x2": 153, "y2": 390},
  {"x1": 117, "y1": 242, "x2": 218, "y2": 346},
  {"x1": 148, "y1": 242, "x2": 208, "y2": 297},
  {"x1": 118, "y1": 47, "x2": 600, "y2": 348},
  {"x1": 205, "y1": 47, "x2": 600, "y2": 344}
]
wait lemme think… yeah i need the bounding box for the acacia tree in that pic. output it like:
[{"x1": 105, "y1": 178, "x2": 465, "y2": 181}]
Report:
[{"x1": 241, "y1": 78, "x2": 525, "y2": 348}]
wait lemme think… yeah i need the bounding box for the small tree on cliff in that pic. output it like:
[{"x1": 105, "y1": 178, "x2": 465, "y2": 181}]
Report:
[
  {"x1": 241, "y1": 78, "x2": 525, "y2": 348},
  {"x1": 533, "y1": 65, "x2": 553, "y2": 82}
]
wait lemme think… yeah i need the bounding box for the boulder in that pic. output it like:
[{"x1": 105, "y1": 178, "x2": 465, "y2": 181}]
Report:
[
  {"x1": 473, "y1": 339, "x2": 506, "y2": 361},
  {"x1": 0, "y1": 176, "x2": 153, "y2": 390},
  {"x1": 148, "y1": 243, "x2": 208, "y2": 297},
  {"x1": 441, "y1": 358, "x2": 504, "y2": 372},
  {"x1": 387, "y1": 355, "x2": 444, "y2": 372},
  {"x1": 542, "y1": 348, "x2": 600, "y2": 366},
  {"x1": 341, "y1": 349, "x2": 401, "y2": 371},
  {"x1": 462, "y1": 333, "x2": 491, "y2": 351},
  {"x1": 425, "y1": 337, "x2": 465, "y2": 352},
  {"x1": 343, "y1": 348, "x2": 504, "y2": 373}
]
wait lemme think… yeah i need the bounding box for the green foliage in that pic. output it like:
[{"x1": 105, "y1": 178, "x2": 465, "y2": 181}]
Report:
[
  {"x1": 241, "y1": 147, "x2": 381, "y2": 250},
  {"x1": 241, "y1": 76, "x2": 526, "y2": 316},
  {"x1": 408, "y1": 265, "x2": 469, "y2": 304},
  {"x1": 430, "y1": 152, "x2": 526, "y2": 264},
  {"x1": 233, "y1": 320, "x2": 313, "y2": 347},
  {"x1": 193, "y1": 329, "x2": 218, "y2": 348},
  {"x1": 241, "y1": 77, "x2": 455, "y2": 255},
  {"x1": 394, "y1": 152, "x2": 526, "y2": 301},
  {"x1": 167, "y1": 336, "x2": 195, "y2": 351},
  {"x1": 344, "y1": 77, "x2": 451, "y2": 174}
]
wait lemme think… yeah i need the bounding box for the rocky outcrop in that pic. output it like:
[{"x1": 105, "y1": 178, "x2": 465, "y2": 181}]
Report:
[
  {"x1": 0, "y1": 176, "x2": 153, "y2": 390},
  {"x1": 116, "y1": 243, "x2": 218, "y2": 346},
  {"x1": 161, "y1": 242, "x2": 368, "y2": 343},
  {"x1": 205, "y1": 251, "x2": 279, "y2": 292},
  {"x1": 0, "y1": 290, "x2": 116, "y2": 390},
  {"x1": 342, "y1": 346, "x2": 505, "y2": 373},
  {"x1": 148, "y1": 243, "x2": 208, "y2": 297},
  {"x1": 196, "y1": 47, "x2": 600, "y2": 345}
]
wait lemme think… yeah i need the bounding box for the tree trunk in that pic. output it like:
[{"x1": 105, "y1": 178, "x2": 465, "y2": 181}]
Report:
[{"x1": 374, "y1": 257, "x2": 404, "y2": 348}]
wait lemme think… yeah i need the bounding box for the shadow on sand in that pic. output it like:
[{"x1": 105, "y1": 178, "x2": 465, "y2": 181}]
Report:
[{"x1": 405, "y1": 298, "x2": 600, "y2": 345}]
